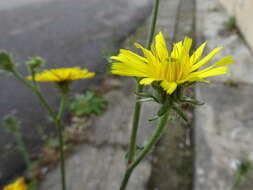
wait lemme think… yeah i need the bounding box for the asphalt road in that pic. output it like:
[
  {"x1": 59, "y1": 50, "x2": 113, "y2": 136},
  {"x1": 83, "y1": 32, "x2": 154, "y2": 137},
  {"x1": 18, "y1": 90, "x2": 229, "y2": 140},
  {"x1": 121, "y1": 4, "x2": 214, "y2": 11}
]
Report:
[{"x1": 0, "y1": 0, "x2": 151, "y2": 185}]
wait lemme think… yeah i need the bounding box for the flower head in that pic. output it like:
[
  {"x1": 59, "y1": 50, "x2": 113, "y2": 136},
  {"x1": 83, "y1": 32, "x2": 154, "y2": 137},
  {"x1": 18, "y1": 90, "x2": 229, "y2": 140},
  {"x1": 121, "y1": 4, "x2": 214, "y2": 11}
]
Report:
[
  {"x1": 3, "y1": 177, "x2": 28, "y2": 190},
  {"x1": 110, "y1": 32, "x2": 234, "y2": 94},
  {"x1": 27, "y1": 67, "x2": 95, "y2": 83}
]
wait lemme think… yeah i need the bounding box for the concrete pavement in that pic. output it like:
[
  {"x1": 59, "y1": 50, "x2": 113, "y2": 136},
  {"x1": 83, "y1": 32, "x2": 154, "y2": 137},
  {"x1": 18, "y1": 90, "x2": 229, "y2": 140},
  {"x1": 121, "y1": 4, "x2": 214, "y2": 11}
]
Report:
[{"x1": 195, "y1": 0, "x2": 253, "y2": 189}]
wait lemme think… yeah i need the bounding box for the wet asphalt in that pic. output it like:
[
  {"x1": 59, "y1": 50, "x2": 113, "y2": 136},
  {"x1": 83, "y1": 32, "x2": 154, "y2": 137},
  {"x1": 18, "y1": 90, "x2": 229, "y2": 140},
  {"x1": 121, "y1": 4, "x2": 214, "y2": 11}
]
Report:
[{"x1": 0, "y1": 0, "x2": 151, "y2": 185}]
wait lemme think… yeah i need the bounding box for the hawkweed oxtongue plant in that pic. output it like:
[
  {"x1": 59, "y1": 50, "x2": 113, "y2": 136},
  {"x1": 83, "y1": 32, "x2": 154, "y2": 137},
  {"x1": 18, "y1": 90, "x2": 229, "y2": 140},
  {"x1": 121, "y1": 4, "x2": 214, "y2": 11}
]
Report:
[
  {"x1": 110, "y1": 31, "x2": 235, "y2": 189},
  {"x1": 0, "y1": 51, "x2": 95, "y2": 190}
]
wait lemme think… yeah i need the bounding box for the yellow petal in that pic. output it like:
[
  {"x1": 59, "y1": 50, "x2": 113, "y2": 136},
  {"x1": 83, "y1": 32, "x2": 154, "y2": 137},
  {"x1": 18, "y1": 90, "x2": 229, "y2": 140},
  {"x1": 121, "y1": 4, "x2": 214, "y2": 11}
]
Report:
[
  {"x1": 190, "y1": 46, "x2": 223, "y2": 71},
  {"x1": 195, "y1": 56, "x2": 235, "y2": 74},
  {"x1": 155, "y1": 32, "x2": 169, "y2": 61},
  {"x1": 213, "y1": 56, "x2": 235, "y2": 66},
  {"x1": 183, "y1": 37, "x2": 192, "y2": 55},
  {"x1": 171, "y1": 41, "x2": 183, "y2": 58},
  {"x1": 197, "y1": 66, "x2": 228, "y2": 78},
  {"x1": 110, "y1": 49, "x2": 147, "y2": 63},
  {"x1": 139, "y1": 78, "x2": 157, "y2": 85},
  {"x1": 160, "y1": 81, "x2": 177, "y2": 94},
  {"x1": 190, "y1": 42, "x2": 207, "y2": 65},
  {"x1": 111, "y1": 62, "x2": 148, "y2": 77},
  {"x1": 27, "y1": 67, "x2": 95, "y2": 82},
  {"x1": 135, "y1": 43, "x2": 157, "y2": 64},
  {"x1": 4, "y1": 177, "x2": 28, "y2": 190}
]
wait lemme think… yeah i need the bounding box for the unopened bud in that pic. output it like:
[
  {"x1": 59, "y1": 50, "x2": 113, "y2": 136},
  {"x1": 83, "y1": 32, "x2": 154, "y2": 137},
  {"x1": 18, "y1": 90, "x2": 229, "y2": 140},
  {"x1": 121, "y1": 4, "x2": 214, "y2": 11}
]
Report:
[
  {"x1": 0, "y1": 51, "x2": 15, "y2": 72},
  {"x1": 25, "y1": 57, "x2": 45, "y2": 70}
]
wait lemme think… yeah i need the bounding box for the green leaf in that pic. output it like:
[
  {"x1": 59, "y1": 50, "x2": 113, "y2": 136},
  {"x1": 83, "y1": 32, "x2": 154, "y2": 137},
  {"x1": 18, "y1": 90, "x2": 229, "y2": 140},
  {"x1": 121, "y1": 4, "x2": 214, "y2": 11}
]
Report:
[
  {"x1": 69, "y1": 91, "x2": 108, "y2": 116},
  {"x1": 47, "y1": 138, "x2": 60, "y2": 148}
]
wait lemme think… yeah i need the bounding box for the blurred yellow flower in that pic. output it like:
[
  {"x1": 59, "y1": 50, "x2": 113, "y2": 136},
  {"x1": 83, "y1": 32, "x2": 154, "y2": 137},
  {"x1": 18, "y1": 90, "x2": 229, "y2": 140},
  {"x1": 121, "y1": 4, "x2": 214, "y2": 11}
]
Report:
[
  {"x1": 27, "y1": 67, "x2": 95, "y2": 82},
  {"x1": 111, "y1": 32, "x2": 234, "y2": 94},
  {"x1": 3, "y1": 177, "x2": 28, "y2": 190}
]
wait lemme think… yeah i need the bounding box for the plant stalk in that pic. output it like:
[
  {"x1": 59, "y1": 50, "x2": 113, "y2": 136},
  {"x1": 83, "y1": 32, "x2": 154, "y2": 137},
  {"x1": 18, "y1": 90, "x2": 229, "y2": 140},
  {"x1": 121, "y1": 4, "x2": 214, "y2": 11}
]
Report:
[
  {"x1": 55, "y1": 92, "x2": 67, "y2": 190},
  {"x1": 15, "y1": 131, "x2": 31, "y2": 168},
  {"x1": 12, "y1": 69, "x2": 67, "y2": 190},
  {"x1": 120, "y1": 105, "x2": 170, "y2": 190},
  {"x1": 12, "y1": 69, "x2": 56, "y2": 118},
  {"x1": 127, "y1": 0, "x2": 160, "y2": 166}
]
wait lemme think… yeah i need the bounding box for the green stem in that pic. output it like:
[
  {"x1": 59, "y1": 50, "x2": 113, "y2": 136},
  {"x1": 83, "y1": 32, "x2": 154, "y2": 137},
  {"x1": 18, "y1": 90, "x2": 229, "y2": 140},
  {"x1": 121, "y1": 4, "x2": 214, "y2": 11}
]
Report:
[
  {"x1": 127, "y1": 0, "x2": 160, "y2": 166},
  {"x1": 145, "y1": 0, "x2": 160, "y2": 49},
  {"x1": 15, "y1": 132, "x2": 31, "y2": 167},
  {"x1": 120, "y1": 105, "x2": 170, "y2": 190},
  {"x1": 127, "y1": 84, "x2": 144, "y2": 164},
  {"x1": 55, "y1": 92, "x2": 67, "y2": 190},
  {"x1": 12, "y1": 69, "x2": 56, "y2": 118},
  {"x1": 12, "y1": 69, "x2": 34, "y2": 89},
  {"x1": 232, "y1": 172, "x2": 242, "y2": 190},
  {"x1": 12, "y1": 68, "x2": 67, "y2": 190}
]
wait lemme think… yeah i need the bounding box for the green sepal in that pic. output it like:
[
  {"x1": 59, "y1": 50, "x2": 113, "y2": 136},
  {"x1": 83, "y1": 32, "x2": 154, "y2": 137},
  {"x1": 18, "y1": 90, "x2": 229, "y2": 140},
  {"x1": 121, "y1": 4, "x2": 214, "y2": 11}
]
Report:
[
  {"x1": 138, "y1": 97, "x2": 154, "y2": 103},
  {"x1": 148, "y1": 104, "x2": 169, "y2": 121},
  {"x1": 172, "y1": 106, "x2": 188, "y2": 122},
  {"x1": 157, "y1": 105, "x2": 169, "y2": 116},
  {"x1": 136, "y1": 145, "x2": 144, "y2": 150},
  {"x1": 148, "y1": 115, "x2": 160, "y2": 121},
  {"x1": 135, "y1": 92, "x2": 160, "y2": 103},
  {"x1": 180, "y1": 97, "x2": 204, "y2": 105},
  {"x1": 57, "y1": 81, "x2": 71, "y2": 95},
  {"x1": 183, "y1": 82, "x2": 196, "y2": 88}
]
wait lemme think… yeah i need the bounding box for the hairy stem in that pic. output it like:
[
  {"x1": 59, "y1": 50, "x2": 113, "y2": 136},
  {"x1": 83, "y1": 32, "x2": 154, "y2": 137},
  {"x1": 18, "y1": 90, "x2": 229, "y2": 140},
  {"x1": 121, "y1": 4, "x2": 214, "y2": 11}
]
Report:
[
  {"x1": 120, "y1": 105, "x2": 170, "y2": 190},
  {"x1": 127, "y1": 0, "x2": 160, "y2": 166}
]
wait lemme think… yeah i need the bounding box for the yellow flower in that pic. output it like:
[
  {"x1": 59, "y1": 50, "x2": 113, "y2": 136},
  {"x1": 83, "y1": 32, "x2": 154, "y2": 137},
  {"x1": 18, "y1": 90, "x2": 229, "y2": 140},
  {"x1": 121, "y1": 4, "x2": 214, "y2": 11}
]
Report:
[
  {"x1": 3, "y1": 177, "x2": 28, "y2": 190},
  {"x1": 27, "y1": 67, "x2": 95, "y2": 82},
  {"x1": 110, "y1": 32, "x2": 234, "y2": 94}
]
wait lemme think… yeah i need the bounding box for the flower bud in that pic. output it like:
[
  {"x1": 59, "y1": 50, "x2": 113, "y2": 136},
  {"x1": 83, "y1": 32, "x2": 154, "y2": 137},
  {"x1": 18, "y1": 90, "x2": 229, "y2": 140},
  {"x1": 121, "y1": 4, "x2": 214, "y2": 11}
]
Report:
[
  {"x1": 3, "y1": 115, "x2": 20, "y2": 133},
  {"x1": 0, "y1": 51, "x2": 15, "y2": 72},
  {"x1": 25, "y1": 57, "x2": 45, "y2": 70}
]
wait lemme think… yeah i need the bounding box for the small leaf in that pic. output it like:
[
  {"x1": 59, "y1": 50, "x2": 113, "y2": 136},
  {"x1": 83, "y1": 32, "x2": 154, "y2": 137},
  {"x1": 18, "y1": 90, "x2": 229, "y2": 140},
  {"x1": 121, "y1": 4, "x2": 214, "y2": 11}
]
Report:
[{"x1": 69, "y1": 91, "x2": 108, "y2": 116}]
